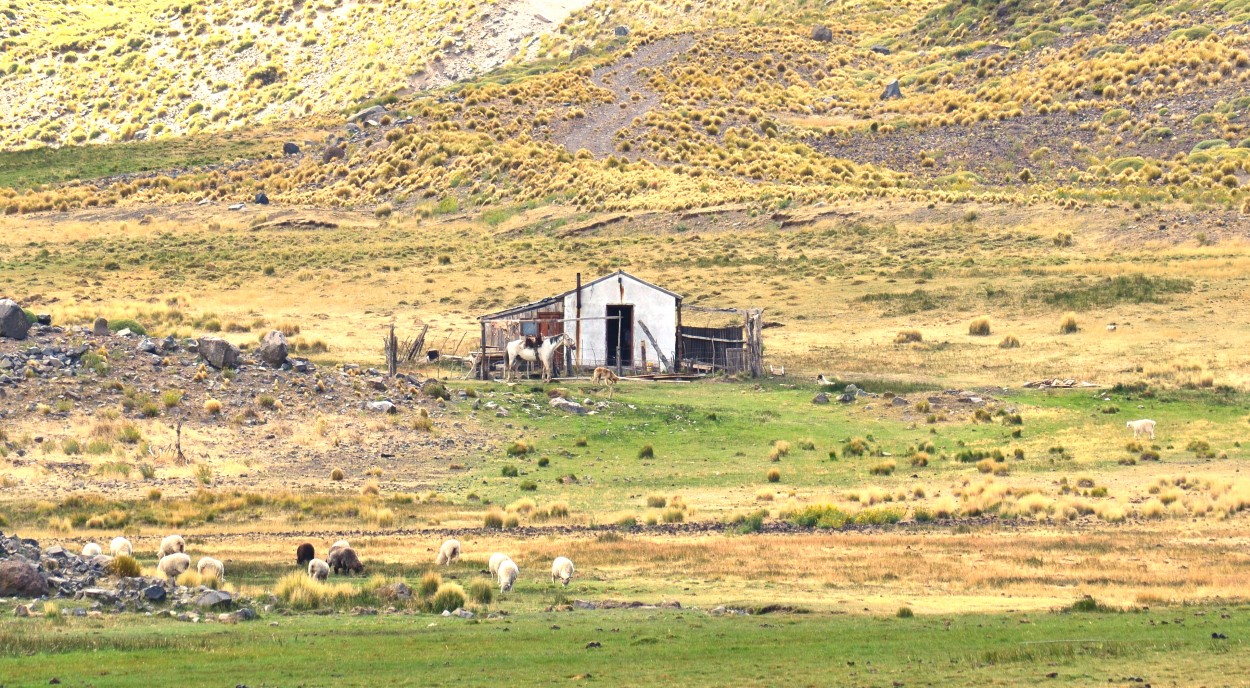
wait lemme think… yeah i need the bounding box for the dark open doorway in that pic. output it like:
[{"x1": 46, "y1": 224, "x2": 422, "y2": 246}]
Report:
[{"x1": 605, "y1": 305, "x2": 634, "y2": 367}]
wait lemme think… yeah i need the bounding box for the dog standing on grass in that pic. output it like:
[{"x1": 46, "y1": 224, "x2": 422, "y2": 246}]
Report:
[{"x1": 592, "y1": 366, "x2": 620, "y2": 399}]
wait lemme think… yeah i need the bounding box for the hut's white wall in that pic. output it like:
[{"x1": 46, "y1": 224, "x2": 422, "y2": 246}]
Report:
[{"x1": 563, "y1": 274, "x2": 677, "y2": 371}]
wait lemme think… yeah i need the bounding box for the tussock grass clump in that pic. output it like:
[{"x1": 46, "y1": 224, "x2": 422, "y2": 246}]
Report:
[
  {"x1": 330, "y1": 468, "x2": 345, "y2": 481},
  {"x1": 466, "y1": 579, "x2": 493, "y2": 605},
  {"x1": 730, "y1": 509, "x2": 767, "y2": 534},
  {"x1": 519, "y1": 480, "x2": 538, "y2": 491},
  {"x1": 843, "y1": 437, "x2": 869, "y2": 457},
  {"x1": 914, "y1": 400, "x2": 930, "y2": 413},
  {"x1": 1064, "y1": 595, "x2": 1120, "y2": 613},
  {"x1": 910, "y1": 451, "x2": 930, "y2": 467},
  {"x1": 661, "y1": 507, "x2": 685, "y2": 523},
  {"x1": 507, "y1": 498, "x2": 537, "y2": 515},
  {"x1": 869, "y1": 460, "x2": 896, "y2": 475},
  {"x1": 204, "y1": 398, "x2": 222, "y2": 414},
  {"x1": 1059, "y1": 312, "x2": 1079, "y2": 334},
  {"x1": 108, "y1": 555, "x2": 141, "y2": 578},
  {"x1": 766, "y1": 467, "x2": 781, "y2": 483},
  {"x1": 638, "y1": 443, "x2": 655, "y2": 459},
  {"x1": 274, "y1": 572, "x2": 356, "y2": 610},
  {"x1": 769, "y1": 440, "x2": 790, "y2": 461},
  {"x1": 894, "y1": 330, "x2": 923, "y2": 344},
  {"x1": 646, "y1": 494, "x2": 667, "y2": 508},
  {"x1": 361, "y1": 480, "x2": 380, "y2": 497},
  {"x1": 506, "y1": 440, "x2": 531, "y2": 456},
  {"x1": 798, "y1": 439, "x2": 816, "y2": 451},
  {"x1": 788, "y1": 504, "x2": 848, "y2": 529},
  {"x1": 968, "y1": 317, "x2": 992, "y2": 336},
  {"x1": 161, "y1": 390, "x2": 183, "y2": 408},
  {"x1": 429, "y1": 583, "x2": 467, "y2": 613},
  {"x1": 419, "y1": 571, "x2": 442, "y2": 597},
  {"x1": 501, "y1": 464, "x2": 519, "y2": 477},
  {"x1": 897, "y1": 606, "x2": 914, "y2": 618},
  {"x1": 574, "y1": 436, "x2": 588, "y2": 447},
  {"x1": 484, "y1": 508, "x2": 505, "y2": 529}
]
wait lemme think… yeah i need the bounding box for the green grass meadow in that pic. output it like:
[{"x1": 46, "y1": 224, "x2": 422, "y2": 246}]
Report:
[{"x1": 1, "y1": 604, "x2": 1246, "y2": 687}]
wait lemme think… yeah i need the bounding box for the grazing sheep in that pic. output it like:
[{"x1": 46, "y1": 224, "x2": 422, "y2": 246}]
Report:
[
  {"x1": 331, "y1": 539, "x2": 350, "y2": 549},
  {"x1": 158, "y1": 534, "x2": 186, "y2": 558},
  {"x1": 157, "y1": 552, "x2": 192, "y2": 582},
  {"x1": 1127, "y1": 419, "x2": 1156, "y2": 440},
  {"x1": 197, "y1": 556, "x2": 225, "y2": 580},
  {"x1": 497, "y1": 559, "x2": 519, "y2": 593},
  {"x1": 109, "y1": 536, "x2": 132, "y2": 557},
  {"x1": 296, "y1": 543, "x2": 315, "y2": 566},
  {"x1": 82, "y1": 543, "x2": 102, "y2": 557},
  {"x1": 488, "y1": 552, "x2": 510, "y2": 576},
  {"x1": 308, "y1": 558, "x2": 330, "y2": 582},
  {"x1": 436, "y1": 538, "x2": 461, "y2": 566},
  {"x1": 551, "y1": 556, "x2": 574, "y2": 586},
  {"x1": 328, "y1": 546, "x2": 364, "y2": 575}
]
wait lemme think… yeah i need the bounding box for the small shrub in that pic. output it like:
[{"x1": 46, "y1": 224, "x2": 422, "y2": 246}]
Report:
[
  {"x1": 661, "y1": 507, "x2": 685, "y2": 523},
  {"x1": 484, "y1": 509, "x2": 505, "y2": 529},
  {"x1": 361, "y1": 479, "x2": 381, "y2": 496},
  {"x1": 195, "y1": 465, "x2": 213, "y2": 485},
  {"x1": 910, "y1": 452, "x2": 930, "y2": 467},
  {"x1": 504, "y1": 514, "x2": 520, "y2": 528},
  {"x1": 999, "y1": 335, "x2": 1021, "y2": 349},
  {"x1": 798, "y1": 439, "x2": 816, "y2": 451},
  {"x1": 646, "y1": 494, "x2": 667, "y2": 508},
  {"x1": 638, "y1": 443, "x2": 655, "y2": 459},
  {"x1": 546, "y1": 501, "x2": 570, "y2": 518},
  {"x1": 968, "y1": 317, "x2": 991, "y2": 336},
  {"x1": 330, "y1": 468, "x2": 345, "y2": 481},
  {"x1": 730, "y1": 509, "x2": 767, "y2": 534},
  {"x1": 138, "y1": 463, "x2": 156, "y2": 480},
  {"x1": 501, "y1": 464, "x2": 519, "y2": 477},
  {"x1": 161, "y1": 390, "x2": 183, "y2": 408},
  {"x1": 506, "y1": 440, "x2": 531, "y2": 456},
  {"x1": 108, "y1": 555, "x2": 141, "y2": 578},
  {"x1": 843, "y1": 437, "x2": 869, "y2": 456},
  {"x1": 424, "y1": 383, "x2": 450, "y2": 401},
  {"x1": 897, "y1": 606, "x2": 914, "y2": 618},
  {"x1": 537, "y1": 457, "x2": 550, "y2": 467},
  {"x1": 62, "y1": 438, "x2": 82, "y2": 455},
  {"x1": 519, "y1": 480, "x2": 538, "y2": 491},
  {"x1": 411, "y1": 415, "x2": 433, "y2": 432},
  {"x1": 894, "y1": 330, "x2": 923, "y2": 344},
  {"x1": 767, "y1": 467, "x2": 781, "y2": 483},
  {"x1": 116, "y1": 424, "x2": 141, "y2": 444},
  {"x1": 1059, "y1": 312, "x2": 1079, "y2": 334},
  {"x1": 788, "y1": 504, "x2": 848, "y2": 528},
  {"x1": 914, "y1": 400, "x2": 931, "y2": 413},
  {"x1": 204, "y1": 398, "x2": 222, "y2": 414},
  {"x1": 574, "y1": 436, "x2": 588, "y2": 447}
]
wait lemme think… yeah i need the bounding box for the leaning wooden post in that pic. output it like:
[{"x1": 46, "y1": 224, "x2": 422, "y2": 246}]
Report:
[{"x1": 479, "y1": 321, "x2": 488, "y2": 381}]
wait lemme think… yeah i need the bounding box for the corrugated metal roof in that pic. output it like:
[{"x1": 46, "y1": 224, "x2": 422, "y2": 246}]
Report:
[{"x1": 478, "y1": 270, "x2": 682, "y2": 321}]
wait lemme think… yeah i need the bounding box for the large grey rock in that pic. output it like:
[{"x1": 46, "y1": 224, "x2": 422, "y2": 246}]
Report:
[
  {"x1": 0, "y1": 558, "x2": 49, "y2": 598},
  {"x1": 881, "y1": 79, "x2": 902, "y2": 100},
  {"x1": 614, "y1": 25, "x2": 630, "y2": 36},
  {"x1": 197, "y1": 336, "x2": 240, "y2": 369},
  {"x1": 142, "y1": 584, "x2": 167, "y2": 602},
  {"x1": 194, "y1": 590, "x2": 234, "y2": 609},
  {"x1": 254, "y1": 191, "x2": 269, "y2": 205},
  {"x1": 812, "y1": 392, "x2": 830, "y2": 405},
  {"x1": 811, "y1": 25, "x2": 833, "y2": 42},
  {"x1": 0, "y1": 299, "x2": 29, "y2": 341},
  {"x1": 366, "y1": 400, "x2": 397, "y2": 414},
  {"x1": 550, "y1": 397, "x2": 587, "y2": 414},
  {"x1": 348, "y1": 105, "x2": 387, "y2": 123},
  {"x1": 257, "y1": 330, "x2": 288, "y2": 368},
  {"x1": 93, "y1": 317, "x2": 110, "y2": 336}
]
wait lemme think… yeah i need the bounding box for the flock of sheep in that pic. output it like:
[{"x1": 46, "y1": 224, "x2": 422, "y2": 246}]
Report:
[
  {"x1": 297, "y1": 537, "x2": 574, "y2": 592},
  {"x1": 78, "y1": 535, "x2": 574, "y2": 595},
  {"x1": 79, "y1": 535, "x2": 223, "y2": 583}
]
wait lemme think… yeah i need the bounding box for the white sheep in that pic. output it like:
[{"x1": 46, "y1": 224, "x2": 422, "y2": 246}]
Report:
[
  {"x1": 157, "y1": 552, "x2": 192, "y2": 582},
  {"x1": 1127, "y1": 419, "x2": 1156, "y2": 440},
  {"x1": 82, "y1": 542, "x2": 102, "y2": 557},
  {"x1": 551, "y1": 556, "x2": 574, "y2": 586},
  {"x1": 436, "y1": 538, "x2": 461, "y2": 566},
  {"x1": 497, "y1": 559, "x2": 519, "y2": 593},
  {"x1": 158, "y1": 534, "x2": 186, "y2": 558},
  {"x1": 488, "y1": 552, "x2": 510, "y2": 575},
  {"x1": 308, "y1": 558, "x2": 329, "y2": 582},
  {"x1": 109, "y1": 536, "x2": 132, "y2": 557},
  {"x1": 197, "y1": 556, "x2": 225, "y2": 580}
]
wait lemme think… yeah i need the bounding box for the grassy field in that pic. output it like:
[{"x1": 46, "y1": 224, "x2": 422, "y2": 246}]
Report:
[{"x1": 1, "y1": 604, "x2": 1248, "y2": 687}]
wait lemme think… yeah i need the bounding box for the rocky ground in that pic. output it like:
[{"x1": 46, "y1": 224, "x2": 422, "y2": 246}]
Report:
[{"x1": 0, "y1": 300, "x2": 497, "y2": 500}]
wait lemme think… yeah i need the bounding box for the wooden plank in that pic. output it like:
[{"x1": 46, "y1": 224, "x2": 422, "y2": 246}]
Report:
[
  {"x1": 636, "y1": 320, "x2": 673, "y2": 373},
  {"x1": 679, "y1": 333, "x2": 745, "y2": 343}
]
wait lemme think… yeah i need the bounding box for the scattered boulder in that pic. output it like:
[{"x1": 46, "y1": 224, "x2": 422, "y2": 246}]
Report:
[
  {"x1": 366, "y1": 400, "x2": 397, "y2": 414},
  {"x1": 228, "y1": 203, "x2": 246, "y2": 211},
  {"x1": 137, "y1": 338, "x2": 158, "y2": 354},
  {"x1": 550, "y1": 397, "x2": 588, "y2": 414},
  {"x1": 871, "y1": 44, "x2": 890, "y2": 55},
  {"x1": 35, "y1": 314, "x2": 51, "y2": 326},
  {"x1": 614, "y1": 26, "x2": 630, "y2": 36},
  {"x1": 345, "y1": 122, "x2": 362, "y2": 136},
  {"x1": 282, "y1": 142, "x2": 301, "y2": 156},
  {"x1": 881, "y1": 79, "x2": 902, "y2": 100},
  {"x1": 0, "y1": 299, "x2": 29, "y2": 341},
  {"x1": 195, "y1": 590, "x2": 234, "y2": 609},
  {"x1": 0, "y1": 558, "x2": 49, "y2": 598},
  {"x1": 891, "y1": 396, "x2": 909, "y2": 407},
  {"x1": 257, "y1": 330, "x2": 289, "y2": 368},
  {"x1": 141, "y1": 584, "x2": 167, "y2": 602},
  {"x1": 93, "y1": 317, "x2": 109, "y2": 336},
  {"x1": 254, "y1": 192, "x2": 270, "y2": 205},
  {"x1": 811, "y1": 25, "x2": 833, "y2": 42},
  {"x1": 378, "y1": 582, "x2": 412, "y2": 602},
  {"x1": 838, "y1": 384, "x2": 859, "y2": 404},
  {"x1": 197, "y1": 336, "x2": 240, "y2": 370},
  {"x1": 812, "y1": 392, "x2": 830, "y2": 405},
  {"x1": 348, "y1": 105, "x2": 387, "y2": 123}
]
